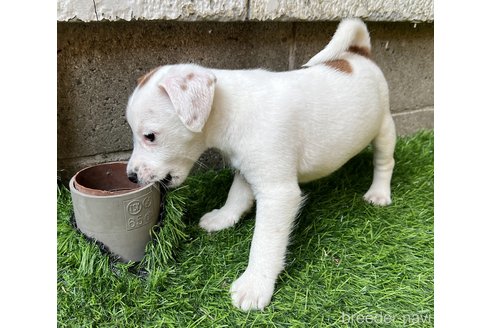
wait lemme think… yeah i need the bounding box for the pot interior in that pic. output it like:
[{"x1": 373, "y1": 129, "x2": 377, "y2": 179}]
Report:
[{"x1": 74, "y1": 162, "x2": 142, "y2": 196}]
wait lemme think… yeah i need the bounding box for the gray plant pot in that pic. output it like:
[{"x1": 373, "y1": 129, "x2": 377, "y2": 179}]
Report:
[{"x1": 69, "y1": 162, "x2": 160, "y2": 262}]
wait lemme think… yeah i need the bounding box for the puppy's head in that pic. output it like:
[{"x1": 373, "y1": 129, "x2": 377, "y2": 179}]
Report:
[{"x1": 126, "y1": 64, "x2": 216, "y2": 187}]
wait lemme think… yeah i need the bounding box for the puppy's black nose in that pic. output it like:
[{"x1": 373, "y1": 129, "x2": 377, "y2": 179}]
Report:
[{"x1": 128, "y1": 172, "x2": 138, "y2": 183}]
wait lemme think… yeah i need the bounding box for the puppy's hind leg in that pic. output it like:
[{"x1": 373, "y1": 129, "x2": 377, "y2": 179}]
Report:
[
  {"x1": 364, "y1": 114, "x2": 396, "y2": 206},
  {"x1": 199, "y1": 172, "x2": 254, "y2": 232}
]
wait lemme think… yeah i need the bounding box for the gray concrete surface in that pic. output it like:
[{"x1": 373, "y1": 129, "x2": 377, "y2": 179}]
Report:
[
  {"x1": 249, "y1": 0, "x2": 433, "y2": 22},
  {"x1": 57, "y1": 20, "x2": 433, "y2": 183},
  {"x1": 58, "y1": 0, "x2": 433, "y2": 22}
]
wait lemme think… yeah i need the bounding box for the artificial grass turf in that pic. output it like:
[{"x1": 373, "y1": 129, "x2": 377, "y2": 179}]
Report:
[{"x1": 57, "y1": 131, "x2": 434, "y2": 327}]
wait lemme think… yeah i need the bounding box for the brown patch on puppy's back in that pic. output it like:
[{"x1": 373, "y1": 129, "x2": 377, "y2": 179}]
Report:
[
  {"x1": 348, "y1": 45, "x2": 371, "y2": 58},
  {"x1": 137, "y1": 66, "x2": 161, "y2": 87},
  {"x1": 324, "y1": 59, "x2": 352, "y2": 74}
]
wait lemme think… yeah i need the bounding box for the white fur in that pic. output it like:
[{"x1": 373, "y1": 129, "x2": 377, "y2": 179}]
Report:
[
  {"x1": 303, "y1": 18, "x2": 371, "y2": 67},
  {"x1": 126, "y1": 18, "x2": 396, "y2": 311}
]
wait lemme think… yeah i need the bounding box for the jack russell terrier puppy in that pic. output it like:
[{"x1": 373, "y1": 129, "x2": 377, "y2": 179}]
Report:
[{"x1": 126, "y1": 18, "x2": 396, "y2": 311}]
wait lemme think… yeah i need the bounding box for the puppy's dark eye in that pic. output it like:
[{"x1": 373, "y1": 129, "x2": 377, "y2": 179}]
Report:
[{"x1": 144, "y1": 133, "x2": 155, "y2": 142}]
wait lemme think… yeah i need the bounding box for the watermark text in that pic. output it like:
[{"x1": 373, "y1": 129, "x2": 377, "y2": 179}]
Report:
[{"x1": 341, "y1": 311, "x2": 433, "y2": 325}]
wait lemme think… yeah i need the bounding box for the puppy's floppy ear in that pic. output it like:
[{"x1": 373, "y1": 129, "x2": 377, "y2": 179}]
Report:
[{"x1": 158, "y1": 67, "x2": 216, "y2": 133}]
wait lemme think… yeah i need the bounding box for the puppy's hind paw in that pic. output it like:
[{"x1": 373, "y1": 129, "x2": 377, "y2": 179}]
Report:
[
  {"x1": 363, "y1": 189, "x2": 392, "y2": 206},
  {"x1": 199, "y1": 209, "x2": 239, "y2": 232}
]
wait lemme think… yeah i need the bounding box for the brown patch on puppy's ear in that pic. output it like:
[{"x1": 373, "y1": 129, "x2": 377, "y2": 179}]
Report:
[
  {"x1": 137, "y1": 66, "x2": 161, "y2": 86},
  {"x1": 324, "y1": 59, "x2": 352, "y2": 74},
  {"x1": 348, "y1": 46, "x2": 371, "y2": 58}
]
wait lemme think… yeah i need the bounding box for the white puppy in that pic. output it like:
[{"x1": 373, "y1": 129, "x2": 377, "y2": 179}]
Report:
[{"x1": 126, "y1": 18, "x2": 396, "y2": 311}]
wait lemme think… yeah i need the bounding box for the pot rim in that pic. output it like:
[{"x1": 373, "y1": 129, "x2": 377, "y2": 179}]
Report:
[
  {"x1": 71, "y1": 161, "x2": 156, "y2": 198},
  {"x1": 70, "y1": 176, "x2": 158, "y2": 199}
]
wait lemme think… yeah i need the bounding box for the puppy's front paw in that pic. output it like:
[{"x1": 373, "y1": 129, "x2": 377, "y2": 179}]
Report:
[
  {"x1": 363, "y1": 188, "x2": 392, "y2": 206},
  {"x1": 230, "y1": 270, "x2": 275, "y2": 311},
  {"x1": 199, "y1": 209, "x2": 238, "y2": 232}
]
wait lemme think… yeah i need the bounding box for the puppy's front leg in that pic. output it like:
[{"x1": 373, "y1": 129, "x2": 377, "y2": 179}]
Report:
[
  {"x1": 231, "y1": 182, "x2": 302, "y2": 311},
  {"x1": 199, "y1": 172, "x2": 254, "y2": 232}
]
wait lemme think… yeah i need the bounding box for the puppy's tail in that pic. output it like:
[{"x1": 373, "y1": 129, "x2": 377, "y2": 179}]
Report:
[{"x1": 303, "y1": 18, "x2": 371, "y2": 67}]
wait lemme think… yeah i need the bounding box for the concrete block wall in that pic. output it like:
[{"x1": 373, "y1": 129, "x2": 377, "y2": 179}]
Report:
[{"x1": 57, "y1": 1, "x2": 434, "y2": 183}]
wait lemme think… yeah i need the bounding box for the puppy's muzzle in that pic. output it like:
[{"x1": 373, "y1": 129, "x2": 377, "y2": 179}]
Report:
[
  {"x1": 127, "y1": 171, "x2": 173, "y2": 186},
  {"x1": 161, "y1": 173, "x2": 173, "y2": 187}
]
